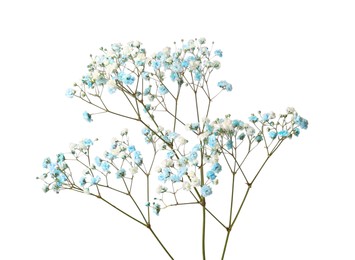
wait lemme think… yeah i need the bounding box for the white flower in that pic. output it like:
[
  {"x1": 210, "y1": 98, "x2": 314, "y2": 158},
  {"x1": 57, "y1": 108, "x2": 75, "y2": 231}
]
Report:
[
  {"x1": 202, "y1": 117, "x2": 210, "y2": 124},
  {"x1": 162, "y1": 47, "x2": 171, "y2": 55},
  {"x1": 92, "y1": 70, "x2": 100, "y2": 80},
  {"x1": 188, "y1": 39, "x2": 195, "y2": 48},
  {"x1": 191, "y1": 177, "x2": 200, "y2": 187},
  {"x1": 165, "y1": 57, "x2": 173, "y2": 64},
  {"x1": 156, "y1": 185, "x2": 167, "y2": 194},
  {"x1": 190, "y1": 60, "x2": 200, "y2": 70},
  {"x1": 245, "y1": 124, "x2": 255, "y2": 136},
  {"x1": 106, "y1": 63, "x2": 117, "y2": 74},
  {"x1": 132, "y1": 41, "x2": 141, "y2": 48},
  {"x1": 107, "y1": 79, "x2": 116, "y2": 88},
  {"x1": 198, "y1": 132, "x2": 210, "y2": 141},
  {"x1": 287, "y1": 107, "x2": 295, "y2": 113},
  {"x1": 118, "y1": 152, "x2": 126, "y2": 159},
  {"x1": 136, "y1": 52, "x2": 146, "y2": 62},
  {"x1": 83, "y1": 188, "x2": 90, "y2": 195},
  {"x1": 177, "y1": 136, "x2": 188, "y2": 145},
  {"x1": 162, "y1": 159, "x2": 174, "y2": 167},
  {"x1": 120, "y1": 128, "x2": 128, "y2": 136},
  {"x1": 198, "y1": 37, "x2": 206, "y2": 44},
  {"x1": 187, "y1": 170, "x2": 196, "y2": 178},
  {"x1": 129, "y1": 167, "x2": 138, "y2": 175},
  {"x1": 212, "y1": 60, "x2": 221, "y2": 69},
  {"x1": 155, "y1": 166, "x2": 162, "y2": 173},
  {"x1": 183, "y1": 181, "x2": 192, "y2": 191},
  {"x1": 222, "y1": 118, "x2": 233, "y2": 131},
  {"x1": 69, "y1": 143, "x2": 77, "y2": 151},
  {"x1": 122, "y1": 45, "x2": 133, "y2": 55},
  {"x1": 269, "y1": 111, "x2": 276, "y2": 119},
  {"x1": 148, "y1": 94, "x2": 155, "y2": 102}
]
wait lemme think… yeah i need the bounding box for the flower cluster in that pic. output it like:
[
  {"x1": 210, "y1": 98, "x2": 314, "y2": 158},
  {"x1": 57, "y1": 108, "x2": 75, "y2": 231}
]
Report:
[
  {"x1": 38, "y1": 130, "x2": 147, "y2": 195},
  {"x1": 150, "y1": 107, "x2": 308, "y2": 212},
  {"x1": 65, "y1": 38, "x2": 231, "y2": 123}
]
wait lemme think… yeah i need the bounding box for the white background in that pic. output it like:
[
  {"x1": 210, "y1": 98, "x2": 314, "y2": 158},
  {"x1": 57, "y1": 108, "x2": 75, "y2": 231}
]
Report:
[{"x1": 1, "y1": 0, "x2": 355, "y2": 259}]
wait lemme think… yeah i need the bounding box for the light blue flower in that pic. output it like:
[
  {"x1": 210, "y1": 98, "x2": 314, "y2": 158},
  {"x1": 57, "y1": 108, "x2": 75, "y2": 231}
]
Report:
[
  {"x1": 293, "y1": 127, "x2": 300, "y2": 137},
  {"x1": 122, "y1": 74, "x2": 135, "y2": 85},
  {"x1": 143, "y1": 104, "x2": 151, "y2": 113},
  {"x1": 217, "y1": 80, "x2": 232, "y2": 91},
  {"x1": 153, "y1": 203, "x2": 161, "y2": 216},
  {"x1": 170, "y1": 174, "x2": 181, "y2": 183},
  {"x1": 207, "y1": 171, "x2": 217, "y2": 180},
  {"x1": 225, "y1": 84, "x2": 233, "y2": 92},
  {"x1": 82, "y1": 75, "x2": 93, "y2": 88},
  {"x1": 232, "y1": 119, "x2": 244, "y2": 127},
  {"x1": 211, "y1": 162, "x2": 222, "y2": 173},
  {"x1": 192, "y1": 144, "x2": 201, "y2": 152},
  {"x1": 166, "y1": 150, "x2": 175, "y2": 158},
  {"x1": 278, "y1": 130, "x2": 289, "y2": 137},
  {"x1": 208, "y1": 135, "x2": 217, "y2": 148},
  {"x1": 65, "y1": 88, "x2": 76, "y2": 98},
  {"x1": 95, "y1": 76, "x2": 108, "y2": 85},
  {"x1": 255, "y1": 135, "x2": 263, "y2": 142},
  {"x1": 79, "y1": 176, "x2": 86, "y2": 187},
  {"x1": 190, "y1": 123, "x2": 199, "y2": 131},
  {"x1": 194, "y1": 71, "x2": 202, "y2": 81},
  {"x1": 238, "y1": 133, "x2": 246, "y2": 140},
  {"x1": 214, "y1": 49, "x2": 223, "y2": 57},
  {"x1": 201, "y1": 185, "x2": 212, "y2": 197},
  {"x1": 152, "y1": 60, "x2": 161, "y2": 70},
  {"x1": 42, "y1": 157, "x2": 51, "y2": 168},
  {"x1": 83, "y1": 138, "x2": 93, "y2": 147},
  {"x1": 158, "y1": 85, "x2": 169, "y2": 95},
  {"x1": 226, "y1": 139, "x2": 233, "y2": 150},
  {"x1": 95, "y1": 156, "x2": 102, "y2": 166},
  {"x1": 111, "y1": 43, "x2": 121, "y2": 52},
  {"x1": 143, "y1": 86, "x2": 151, "y2": 96},
  {"x1": 116, "y1": 168, "x2": 126, "y2": 179},
  {"x1": 57, "y1": 173, "x2": 67, "y2": 184},
  {"x1": 128, "y1": 145, "x2": 136, "y2": 153},
  {"x1": 295, "y1": 115, "x2": 308, "y2": 129},
  {"x1": 158, "y1": 168, "x2": 171, "y2": 182},
  {"x1": 142, "y1": 72, "x2": 150, "y2": 81},
  {"x1": 91, "y1": 175, "x2": 101, "y2": 185},
  {"x1": 142, "y1": 127, "x2": 150, "y2": 135},
  {"x1": 249, "y1": 115, "x2": 258, "y2": 123},
  {"x1": 133, "y1": 151, "x2": 143, "y2": 166},
  {"x1": 177, "y1": 166, "x2": 187, "y2": 177},
  {"x1": 83, "y1": 111, "x2": 93, "y2": 122},
  {"x1": 56, "y1": 153, "x2": 65, "y2": 163},
  {"x1": 269, "y1": 131, "x2": 277, "y2": 139},
  {"x1": 182, "y1": 60, "x2": 189, "y2": 68},
  {"x1": 189, "y1": 151, "x2": 198, "y2": 162},
  {"x1": 170, "y1": 72, "x2": 179, "y2": 81},
  {"x1": 105, "y1": 152, "x2": 116, "y2": 160},
  {"x1": 101, "y1": 161, "x2": 110, "y2": 172},
  {"x1": 262, "y1": 113, "x2": 270, "y2": 121}
]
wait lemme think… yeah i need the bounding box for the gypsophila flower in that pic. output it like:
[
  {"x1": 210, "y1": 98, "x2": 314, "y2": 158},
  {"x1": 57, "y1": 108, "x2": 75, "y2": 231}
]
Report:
[
  {"x1": 101, "y1": 161, "x2": 110, "y2": 172},
  {"x1": 214, "y1": 49, "x2": 223, "y2": 57},
  {"x1": 211, "y1": 162, "x2": 222, "y2": 173},
  {"x1": 201, "y1": 185, "x2": 212, "y2": 197},
  {"x1": 90, "y1": 175, "x2": 101, "y2": 185},
  {"x1": 116, "y1": 168, "x2": 126, "y2": 179},
  {"x1": 65, "y1": 88, "x2": 76, "y2": 98},
  {"x1": 83, "y1": 111, "x2": 93, "y2": 122},
  {"x1": 278, "y1": 130, "x2": 289, "y2": 137},
  {"x1": 269, "y1": 131, "x2": 277, "y2": 139}
]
